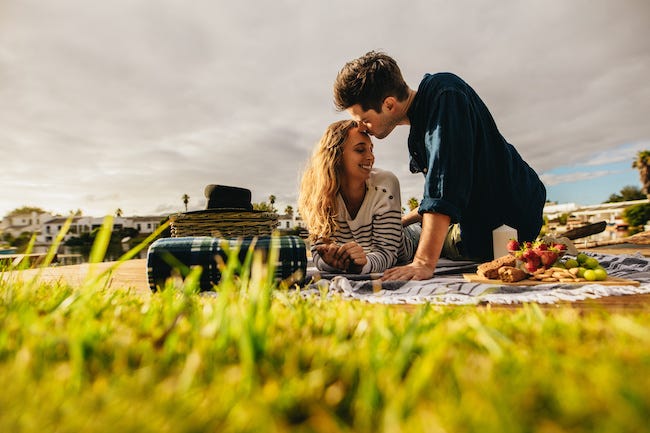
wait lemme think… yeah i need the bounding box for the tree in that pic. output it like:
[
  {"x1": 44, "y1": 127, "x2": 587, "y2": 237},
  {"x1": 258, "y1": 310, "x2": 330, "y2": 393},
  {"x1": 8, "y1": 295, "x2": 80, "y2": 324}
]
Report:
[
  {"x1": 558, "y1": 213, "x2": 570, "y2": 225},
  {"x1": 115, "y1": 208, "x2": 123, "y2": 217},
  {"x1": 284, "y1": 205, "x2": 294, "y2": 217},
  {"x1": 2, "y1": 232, "x2": 14, "y2": 244},
  {"x1": 269, "y1": 195, "x2": 276, "y2": 212},
  {"x1": 7, "y1": 206, "x2": 47, "y2": 217},
  {"x1": 253, "y1": 202, "x2": 273, "y2": 212},
  {"x1": 182, "y1": 193, "x2": 190, "y2": 212},
  {"x1": 11, "y1": 231, "x2": 34, "y2": 252},
  {"x1": 407, "y1": 197, "x2": 419, "y2": 211},
  {"x1": 632, "y1": 150, "x2": 650, "y2": 199},
  {"x1": 623, "y1": 203, "x2": 650, "y2": 232},
  {"x1": 158, "y1": 216, "x2": 172, "y2": 238},
  {"x1": 606, "y1": 185, "x2": 646, "y2": 203}
]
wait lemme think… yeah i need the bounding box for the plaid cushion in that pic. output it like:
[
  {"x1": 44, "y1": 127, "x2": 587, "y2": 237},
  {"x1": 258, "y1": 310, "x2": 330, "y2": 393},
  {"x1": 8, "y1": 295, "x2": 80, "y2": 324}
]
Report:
[{"x1": 147, "y1": 235, "x2": 307, "y2": 291}]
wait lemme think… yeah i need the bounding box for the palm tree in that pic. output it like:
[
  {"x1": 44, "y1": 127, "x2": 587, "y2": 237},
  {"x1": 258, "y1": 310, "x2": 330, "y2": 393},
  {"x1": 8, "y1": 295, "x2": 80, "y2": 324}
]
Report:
[
  {"x1": 182, "y1": 194, "x2": 190, "y2": 212},
  {"x1": 284, "y1": 205, "x2": 294, "y2": 217},
  {"x1": 632, "y1": 151, "x2": 650, "y2": 199},
  {"x1": 115, "y1": 208, "x2": 123, "y2": 217},
  {"x1": 407, "y1": 197, "x2": 419, "y2": 211},
  {"x1": 269, "y1": 194, "x2": 276, "y2": 212},
  {"x1": 253, "y1": 202, "x2": 272, "y2": 211}
]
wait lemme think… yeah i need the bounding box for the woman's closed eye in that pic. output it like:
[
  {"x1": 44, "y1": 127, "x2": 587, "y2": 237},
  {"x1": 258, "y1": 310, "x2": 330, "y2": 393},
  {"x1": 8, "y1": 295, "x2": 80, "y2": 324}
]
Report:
[{"x1": 355, "y1": 144, "x2": 373, "y2": 154}]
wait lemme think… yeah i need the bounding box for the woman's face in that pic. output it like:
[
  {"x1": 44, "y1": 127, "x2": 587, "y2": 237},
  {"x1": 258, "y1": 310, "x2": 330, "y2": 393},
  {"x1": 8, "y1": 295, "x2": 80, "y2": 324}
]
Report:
[{"x1": 340, "y1": 126, "x2": 374, "y2": 182}]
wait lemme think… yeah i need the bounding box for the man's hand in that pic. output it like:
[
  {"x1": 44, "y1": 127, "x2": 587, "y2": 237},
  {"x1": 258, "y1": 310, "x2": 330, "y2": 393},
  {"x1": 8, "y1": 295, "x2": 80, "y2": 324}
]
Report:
[
  {"x1": 380, "y1": 261, "x2": 435, "y2": 281},
  {"x1": 382, "y1": 212, "x2": 450, "y2": 281}
]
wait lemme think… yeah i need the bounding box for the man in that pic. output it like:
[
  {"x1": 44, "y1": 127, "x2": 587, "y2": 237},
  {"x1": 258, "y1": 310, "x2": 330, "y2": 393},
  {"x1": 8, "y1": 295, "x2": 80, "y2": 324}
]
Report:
[{"x1": 333, "y1": 51, "x2": 546, "y2": 281}]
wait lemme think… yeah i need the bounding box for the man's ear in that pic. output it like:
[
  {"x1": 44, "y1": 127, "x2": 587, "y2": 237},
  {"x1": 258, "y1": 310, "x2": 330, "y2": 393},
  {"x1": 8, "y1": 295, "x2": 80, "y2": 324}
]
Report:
[{"x1": 383, "y1": 96, "x2": 397, "y2": 112}]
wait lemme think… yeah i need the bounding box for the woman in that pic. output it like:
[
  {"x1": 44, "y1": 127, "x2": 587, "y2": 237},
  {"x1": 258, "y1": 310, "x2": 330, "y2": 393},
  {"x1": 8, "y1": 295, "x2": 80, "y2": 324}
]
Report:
[{"x1": 298, "y1": 120, "x2": 420, "y2": 274}]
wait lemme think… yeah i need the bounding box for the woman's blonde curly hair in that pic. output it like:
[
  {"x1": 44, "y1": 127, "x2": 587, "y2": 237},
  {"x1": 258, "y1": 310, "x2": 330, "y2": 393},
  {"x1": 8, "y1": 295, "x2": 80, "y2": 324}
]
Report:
[{"x1": 298, "y1": 119, "x2": 358, "y2": 242}]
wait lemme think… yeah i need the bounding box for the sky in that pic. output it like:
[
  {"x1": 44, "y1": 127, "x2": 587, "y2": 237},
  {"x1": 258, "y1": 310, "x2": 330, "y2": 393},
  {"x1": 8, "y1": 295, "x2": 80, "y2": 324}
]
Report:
[{"x1": 1, "y1": 0, "x2": 649, "y2": 218}]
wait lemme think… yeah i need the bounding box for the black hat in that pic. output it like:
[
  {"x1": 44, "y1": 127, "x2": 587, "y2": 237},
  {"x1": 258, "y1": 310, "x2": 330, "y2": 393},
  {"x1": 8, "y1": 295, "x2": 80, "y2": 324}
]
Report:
[{"x1": 204, "y1": 184, "x2": 253, "y2": 211}]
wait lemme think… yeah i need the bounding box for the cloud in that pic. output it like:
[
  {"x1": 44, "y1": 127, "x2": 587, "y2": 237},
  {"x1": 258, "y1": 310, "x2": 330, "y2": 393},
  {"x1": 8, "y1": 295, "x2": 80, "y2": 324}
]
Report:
[
  {"x1": 540, "y1": 170, "x2": 622, "y2": 187},
  {"x1": 0, "y1": 0, "x2": 649, "y2": 217},
  {"x1": 536, "y1": 140, "x2": 649, "y2": 193},
  {"x1": 581, "y1": 141, "x2": 650, "y2": 167}
]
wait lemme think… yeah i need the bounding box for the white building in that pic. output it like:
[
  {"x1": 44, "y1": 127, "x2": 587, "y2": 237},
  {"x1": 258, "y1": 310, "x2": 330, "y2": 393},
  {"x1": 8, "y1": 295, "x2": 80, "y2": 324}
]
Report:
[
  {"x1": 36, "y1": 215, "x2": 164, "y2": 244},
  {"x1": 40, "y1": 216, "x2": 131, "y2": 243},
  {"x1": 276, "y1": 213, "x2": 306, "y2": 230},
  {"x1": 544, "y1": 199, "x2": 650, "y2": 242},
  {"x1": 544, "y1": 199, "x2": 648, "y2": 226},
  {"x1": 129, "y1": 216, "x2": 163, "y2": 234},
  {"x1": 543, "y1": 202, "x2": 579, "y2": 221},
  {"x1": 0, "y1": 211, "x2": 56, "y2": 238},
  {"x1": 568, "y1": 199, "x2": 649, "y2": 225}
]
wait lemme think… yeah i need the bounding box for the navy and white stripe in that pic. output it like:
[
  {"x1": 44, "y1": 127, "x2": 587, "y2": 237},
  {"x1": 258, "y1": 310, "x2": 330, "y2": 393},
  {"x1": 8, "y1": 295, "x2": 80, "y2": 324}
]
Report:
[
  {"x1": 311, "y1": 168, "x2": 419, "y2": 273},
  {"x1": 147, "y1": 235, "x2": 308, "y2": 291}
]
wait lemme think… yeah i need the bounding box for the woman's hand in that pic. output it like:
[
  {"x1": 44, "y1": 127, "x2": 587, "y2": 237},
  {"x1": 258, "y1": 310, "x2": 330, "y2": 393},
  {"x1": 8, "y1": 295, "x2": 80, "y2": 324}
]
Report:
[
  {"x1": 315, "y1": 243, "x2": 348, "y2": 271},
  {"x1": 316, "y1": 241, "x2": 368, "y2": 273},
  {"x1": 337, "y1": 242, "x2": 368, "y2": 273}
]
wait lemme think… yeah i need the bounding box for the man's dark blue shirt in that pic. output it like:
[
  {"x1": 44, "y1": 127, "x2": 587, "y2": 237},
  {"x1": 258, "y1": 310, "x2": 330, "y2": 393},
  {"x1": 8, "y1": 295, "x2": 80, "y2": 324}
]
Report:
[{"x1": 407, "y1": 72, "x2": 546, "y2": 260}]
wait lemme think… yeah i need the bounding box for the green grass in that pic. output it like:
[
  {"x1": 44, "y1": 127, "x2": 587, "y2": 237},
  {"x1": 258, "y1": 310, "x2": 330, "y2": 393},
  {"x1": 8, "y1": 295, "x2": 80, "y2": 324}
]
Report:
[{"x1": 1, "y1": 220, "x2": 650, "y2": 432}]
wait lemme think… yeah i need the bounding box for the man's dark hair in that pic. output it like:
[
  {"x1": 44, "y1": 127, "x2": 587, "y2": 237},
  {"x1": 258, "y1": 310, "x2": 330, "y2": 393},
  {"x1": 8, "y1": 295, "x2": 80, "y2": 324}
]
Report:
[{"x1": 333, "y1": 51, "x2": 409, "y2": 113}]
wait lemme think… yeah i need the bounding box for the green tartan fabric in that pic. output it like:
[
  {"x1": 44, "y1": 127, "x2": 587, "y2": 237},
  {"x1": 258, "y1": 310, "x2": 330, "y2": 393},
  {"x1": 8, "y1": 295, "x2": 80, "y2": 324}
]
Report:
[{"x1": 147, "y1": 236, "x2": 307, "y2": 291}]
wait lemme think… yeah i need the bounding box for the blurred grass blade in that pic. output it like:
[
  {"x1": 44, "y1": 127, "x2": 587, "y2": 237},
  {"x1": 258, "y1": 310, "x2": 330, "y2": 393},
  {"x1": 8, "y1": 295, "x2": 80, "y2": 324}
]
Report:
[
  {"x1": 86, "y1": 221, "x2": 171, "y2": 288},
  {"x1": 88, "y1": 215, "x2": 113, "y2": 264},
  {"x1": 41, "y1": 215, "x2": 73, "y2": 267},
  {"x1": 12, "y1": 233, "x2": 38, "y2": 271},
  {"x1": 113, "y1": 220, "x2": 170, "y2": 263}
]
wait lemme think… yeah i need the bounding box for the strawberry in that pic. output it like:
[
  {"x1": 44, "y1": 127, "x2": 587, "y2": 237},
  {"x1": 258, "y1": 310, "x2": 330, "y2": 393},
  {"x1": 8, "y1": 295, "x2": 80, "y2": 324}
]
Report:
[
  {"x1": 534, "y1": 241, "x2": 548, "y2": 251},
  {"x1": 506, "y1": 239, "x2": 520, "y2": 252},
  {"x1": 522, "y1": 249, "x2": 539, "y2": 262},
  {"x1": 553, "y1": 243, "x2": 567, "y2": 252},
  {"x1": 539, "y1": 250, "x2": 559, "y2": 267},
  {"x1": 524, "y1": 258, "x2": 541, "y2": 273}
]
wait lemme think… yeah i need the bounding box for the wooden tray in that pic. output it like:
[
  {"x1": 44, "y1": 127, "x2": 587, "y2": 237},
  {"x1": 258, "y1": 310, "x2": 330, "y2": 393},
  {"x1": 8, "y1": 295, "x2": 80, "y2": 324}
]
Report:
[{"x1": 463, "y1": 274, "x2": 640, "y2": 287}]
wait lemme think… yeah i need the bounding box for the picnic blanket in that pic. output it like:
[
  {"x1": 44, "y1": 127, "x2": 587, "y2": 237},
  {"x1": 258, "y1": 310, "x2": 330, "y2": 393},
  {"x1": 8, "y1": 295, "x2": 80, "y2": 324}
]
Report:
[
  {"x1": 147, "y1": 235, "x2": 307, "y2": 291},
  {"x1": 304, "y1": 252, "x2": 650, "y2": 305}
]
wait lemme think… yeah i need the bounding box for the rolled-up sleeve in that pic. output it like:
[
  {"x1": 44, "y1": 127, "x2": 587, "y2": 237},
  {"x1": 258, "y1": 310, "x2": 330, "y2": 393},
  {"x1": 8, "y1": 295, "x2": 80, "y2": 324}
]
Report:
[{"x1": 418, "y1": 89, "x2": 475, "y2": 223}]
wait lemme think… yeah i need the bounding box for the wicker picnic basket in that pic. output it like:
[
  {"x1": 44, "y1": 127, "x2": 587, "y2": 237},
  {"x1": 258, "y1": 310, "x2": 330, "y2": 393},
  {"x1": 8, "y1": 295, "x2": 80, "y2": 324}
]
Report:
[{"x1": 169, "y1": 209, "x2": 279, "y2": 238}]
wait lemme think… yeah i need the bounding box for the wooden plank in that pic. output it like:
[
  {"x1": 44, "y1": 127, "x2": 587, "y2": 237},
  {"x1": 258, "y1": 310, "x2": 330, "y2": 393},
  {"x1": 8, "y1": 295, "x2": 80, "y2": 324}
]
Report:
[
  {"x1": 561, "y1": 221, "x2": 607, "y2": 240},
  {"x1": 3, "y1": 259, "x2": 150, "y2": 294},
  {"x1": 0, "y1": 253, "x2": 55, "y2": 268},
  {"x1": 463, "y1": 273, "x2": 640, "y2": 287}
]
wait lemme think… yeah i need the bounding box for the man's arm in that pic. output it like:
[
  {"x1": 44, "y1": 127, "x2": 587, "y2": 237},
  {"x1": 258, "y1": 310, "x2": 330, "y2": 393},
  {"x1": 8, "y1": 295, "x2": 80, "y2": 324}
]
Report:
[{"x1": 381, "y1": 212, "x2": 450, "y2": 281}]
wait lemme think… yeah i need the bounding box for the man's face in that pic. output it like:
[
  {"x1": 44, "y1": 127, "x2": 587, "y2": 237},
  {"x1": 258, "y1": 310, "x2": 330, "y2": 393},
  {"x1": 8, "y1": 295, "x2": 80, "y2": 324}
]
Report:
[{"x1": 346, "y1": 103, "x2": 397, "y2": 140}]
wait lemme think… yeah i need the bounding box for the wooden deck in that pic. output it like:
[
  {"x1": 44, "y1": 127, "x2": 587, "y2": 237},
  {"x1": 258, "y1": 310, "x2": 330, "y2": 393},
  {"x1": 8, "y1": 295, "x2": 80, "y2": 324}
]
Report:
[
  {"x1": 0, "y1": 252, "x2": 53, "y2": 268},
  {"x1": 4, "y1": 259, "x2": 151, "y2": 295}
]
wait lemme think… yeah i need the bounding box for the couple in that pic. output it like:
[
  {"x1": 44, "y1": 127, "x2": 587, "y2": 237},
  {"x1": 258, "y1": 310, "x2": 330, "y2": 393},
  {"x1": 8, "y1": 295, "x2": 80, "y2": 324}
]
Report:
[{"x1": 299, "y1": 51, "x2": 546, "y2": 281}]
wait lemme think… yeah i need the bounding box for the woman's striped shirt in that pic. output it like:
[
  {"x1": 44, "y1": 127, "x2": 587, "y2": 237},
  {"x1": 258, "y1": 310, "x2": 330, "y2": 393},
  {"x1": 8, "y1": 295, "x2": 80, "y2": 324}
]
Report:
[{"x1": 311, "y1": 168, "x2": 419, "y2": 273}]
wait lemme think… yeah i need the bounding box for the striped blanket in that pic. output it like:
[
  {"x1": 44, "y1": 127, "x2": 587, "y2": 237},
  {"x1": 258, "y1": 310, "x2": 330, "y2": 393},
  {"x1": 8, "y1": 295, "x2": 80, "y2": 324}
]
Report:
[{"x1": 305, "y1": 252, "x2": 650, "y2": 305}]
